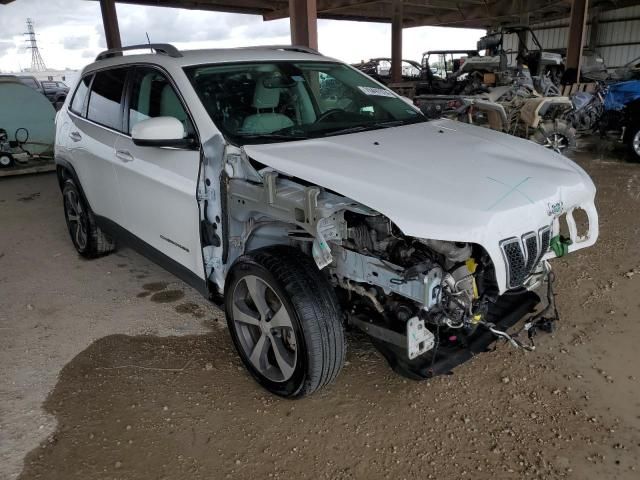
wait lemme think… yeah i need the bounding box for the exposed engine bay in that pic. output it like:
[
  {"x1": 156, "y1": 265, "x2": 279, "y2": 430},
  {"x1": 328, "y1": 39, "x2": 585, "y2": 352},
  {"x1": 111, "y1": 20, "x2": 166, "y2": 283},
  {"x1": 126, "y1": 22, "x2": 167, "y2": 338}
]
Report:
[
  {"x1": 213, "y1": 152, "x2": 560, "y2": 378},
  {"x1": 325, "y1": 211, "x2": 547, "y2": 361}
]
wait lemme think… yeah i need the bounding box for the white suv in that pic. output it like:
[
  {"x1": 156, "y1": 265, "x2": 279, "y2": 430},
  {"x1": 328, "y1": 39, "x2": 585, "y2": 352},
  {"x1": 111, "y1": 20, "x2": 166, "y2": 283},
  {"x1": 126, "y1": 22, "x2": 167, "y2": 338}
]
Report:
[{"x1": 55, "y1": 44, "x2": 598, "y2": 397}]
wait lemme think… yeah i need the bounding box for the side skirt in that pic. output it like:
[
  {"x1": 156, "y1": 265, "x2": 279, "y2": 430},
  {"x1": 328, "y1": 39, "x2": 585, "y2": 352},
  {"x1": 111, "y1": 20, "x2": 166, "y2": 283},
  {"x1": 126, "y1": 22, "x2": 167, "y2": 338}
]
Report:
[{"x1": 95, "y1": 215, "x2": 210, "y2": 298}]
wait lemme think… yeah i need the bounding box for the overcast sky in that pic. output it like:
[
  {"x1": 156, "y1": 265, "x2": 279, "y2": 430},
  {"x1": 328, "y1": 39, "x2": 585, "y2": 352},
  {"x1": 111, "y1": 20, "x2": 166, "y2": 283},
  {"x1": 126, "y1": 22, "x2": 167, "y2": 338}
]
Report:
[{"x1": 0, "y1": 0, "x2": 483, "y2": 72}]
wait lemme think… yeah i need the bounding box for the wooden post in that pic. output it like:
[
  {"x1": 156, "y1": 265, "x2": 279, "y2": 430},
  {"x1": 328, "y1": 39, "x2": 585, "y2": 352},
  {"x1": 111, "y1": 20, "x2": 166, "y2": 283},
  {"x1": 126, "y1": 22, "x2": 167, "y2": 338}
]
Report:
[
  {"x1": 99, "y1": 0, "x2": 122, "y2": 50},
  {"x1": 391, "y1": 0, "x2": 403, "y2": 83},
  {"x1": 566, "y1": 0, "x2": 589, "y2": 82},
  {"x1": 289, "y1": 0, "x2": 318, "y2": 49}
]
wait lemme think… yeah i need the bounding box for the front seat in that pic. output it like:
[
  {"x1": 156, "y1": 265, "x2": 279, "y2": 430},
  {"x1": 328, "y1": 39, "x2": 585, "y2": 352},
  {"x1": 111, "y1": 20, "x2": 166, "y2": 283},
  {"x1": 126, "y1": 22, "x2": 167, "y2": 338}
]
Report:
[{"x1": 242, "y1": 79, "x2": 294, "y2": 134}]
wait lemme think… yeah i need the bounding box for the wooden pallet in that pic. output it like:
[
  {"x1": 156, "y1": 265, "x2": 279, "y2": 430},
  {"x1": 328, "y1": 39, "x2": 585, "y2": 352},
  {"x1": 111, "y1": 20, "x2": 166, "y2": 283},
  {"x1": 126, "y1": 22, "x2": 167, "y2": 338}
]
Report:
[{"x1": 560, "y1": 82, "x2": 597, "y2": 96}]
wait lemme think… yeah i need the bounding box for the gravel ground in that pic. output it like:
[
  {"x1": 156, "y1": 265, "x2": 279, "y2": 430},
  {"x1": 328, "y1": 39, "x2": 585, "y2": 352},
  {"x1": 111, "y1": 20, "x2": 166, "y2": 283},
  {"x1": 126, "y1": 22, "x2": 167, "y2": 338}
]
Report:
[{"x1": 1, "y1": 146, "x2": 639, "y2": 480}]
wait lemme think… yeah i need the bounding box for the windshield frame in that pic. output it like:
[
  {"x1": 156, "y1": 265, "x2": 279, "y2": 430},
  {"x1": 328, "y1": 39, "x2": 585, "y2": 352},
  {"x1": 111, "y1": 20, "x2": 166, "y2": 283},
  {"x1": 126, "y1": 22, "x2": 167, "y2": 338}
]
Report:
[{"x1": 183, "y1": 60, "x2": 426, "y2": 146}]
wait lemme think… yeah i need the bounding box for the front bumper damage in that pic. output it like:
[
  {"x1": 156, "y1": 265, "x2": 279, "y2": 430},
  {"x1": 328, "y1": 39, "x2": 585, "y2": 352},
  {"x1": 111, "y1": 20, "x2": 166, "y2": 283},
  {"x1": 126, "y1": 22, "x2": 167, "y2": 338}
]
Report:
[{"x1": 370, "y1": 290, "x2": 541, "y2": 380}]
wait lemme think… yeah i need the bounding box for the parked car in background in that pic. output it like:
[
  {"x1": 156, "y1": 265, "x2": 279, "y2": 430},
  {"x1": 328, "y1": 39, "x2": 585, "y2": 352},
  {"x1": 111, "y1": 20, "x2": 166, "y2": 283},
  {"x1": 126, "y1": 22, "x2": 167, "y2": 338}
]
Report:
[
  {"x1": 17, "y1": 75, "x2": 44, "y2": 94},
  {"x1": 41, "y1": 80, "x2": 69, "y2": 107},
  {"x1": 55, "y1": 43, "x2": 598, "y2": 398},
  {"x1": 351, "y1": 58, "x2": 422, "y2": 84},
  {"x1": 17, "y1": 75, "x2": 68, "y2": 110}
]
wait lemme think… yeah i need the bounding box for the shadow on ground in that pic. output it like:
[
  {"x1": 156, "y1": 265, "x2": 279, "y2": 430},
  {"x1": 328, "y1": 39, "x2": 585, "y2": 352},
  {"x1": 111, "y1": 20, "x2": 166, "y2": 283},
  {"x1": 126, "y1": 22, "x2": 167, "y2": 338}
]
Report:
[
  {"x1": 18, "y1": 322, "x2": 637, "y2": 480},
  {"x1": 17, "y1": 329, "x2": 401, "y2": 480}
]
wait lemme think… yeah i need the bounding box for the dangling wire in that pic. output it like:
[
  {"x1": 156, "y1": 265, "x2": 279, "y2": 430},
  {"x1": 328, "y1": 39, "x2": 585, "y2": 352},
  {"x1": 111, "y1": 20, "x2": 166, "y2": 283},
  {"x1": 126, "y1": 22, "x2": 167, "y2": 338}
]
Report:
[{"x1": 482, "y1": 271, "x2": 558, "y2": 351}]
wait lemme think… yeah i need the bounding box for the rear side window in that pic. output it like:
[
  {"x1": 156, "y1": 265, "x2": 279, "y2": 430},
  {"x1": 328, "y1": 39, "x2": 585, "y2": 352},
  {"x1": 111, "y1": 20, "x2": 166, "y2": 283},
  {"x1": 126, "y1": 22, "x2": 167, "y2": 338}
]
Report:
[
  {"x1": 70, "y1": 75, "x2": 91, "y2": 115},
  {"x1": 87, "y1": 68, "x2": 127, "y2": 130}
]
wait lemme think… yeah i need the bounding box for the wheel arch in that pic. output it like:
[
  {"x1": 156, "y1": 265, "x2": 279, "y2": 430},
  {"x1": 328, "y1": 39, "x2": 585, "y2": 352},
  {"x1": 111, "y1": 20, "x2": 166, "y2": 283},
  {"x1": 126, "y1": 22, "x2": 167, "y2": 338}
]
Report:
[{"x1": 55, "y1": 159, "x2": 93, "y2": 211}]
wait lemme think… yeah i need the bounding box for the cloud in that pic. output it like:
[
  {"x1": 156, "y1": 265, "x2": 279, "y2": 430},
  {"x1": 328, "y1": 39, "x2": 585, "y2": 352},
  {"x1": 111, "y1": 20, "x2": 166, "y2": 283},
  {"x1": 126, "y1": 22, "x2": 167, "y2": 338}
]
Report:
[
  {"x1": 63, "y1": 36, "x2": 90, "y2": 50},
  {"x1": 0, "y1": 40, "x2": 15, "y2": 57},
  {"x1": 0, "y1": 0, "x2": 484, "y2": 72}
]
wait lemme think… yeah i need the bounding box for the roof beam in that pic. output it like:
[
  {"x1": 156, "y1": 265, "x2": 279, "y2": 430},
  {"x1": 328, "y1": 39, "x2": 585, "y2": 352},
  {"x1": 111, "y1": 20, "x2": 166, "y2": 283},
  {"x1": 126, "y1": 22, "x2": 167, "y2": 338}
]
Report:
[
  {"x1": 404, "y1": 0, "x2": 571, "y2": 28},
  {"x1": 265, "y1": 0, "x2": 382, "y2": 21}
]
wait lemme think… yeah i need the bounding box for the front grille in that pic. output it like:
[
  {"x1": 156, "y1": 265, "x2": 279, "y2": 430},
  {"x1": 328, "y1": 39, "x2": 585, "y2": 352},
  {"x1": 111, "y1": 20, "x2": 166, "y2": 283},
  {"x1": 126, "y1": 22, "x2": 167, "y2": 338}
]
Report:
[{"x1": 501, "y1": 226, "x2": 551, "y2": 289}]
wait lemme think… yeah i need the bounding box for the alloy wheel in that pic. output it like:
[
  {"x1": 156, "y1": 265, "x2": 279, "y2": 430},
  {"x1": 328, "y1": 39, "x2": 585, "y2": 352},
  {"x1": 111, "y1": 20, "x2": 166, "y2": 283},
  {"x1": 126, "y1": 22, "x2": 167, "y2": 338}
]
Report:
[
  {"x1": 544, "y1": 133, "x2": 568, "y2": 154},
  {"x1": 231, "y1": 275, "x2": 297, "y2": 382},
  {"x1": 64, "y1": 189, "x2": 88, "y2": 250}
]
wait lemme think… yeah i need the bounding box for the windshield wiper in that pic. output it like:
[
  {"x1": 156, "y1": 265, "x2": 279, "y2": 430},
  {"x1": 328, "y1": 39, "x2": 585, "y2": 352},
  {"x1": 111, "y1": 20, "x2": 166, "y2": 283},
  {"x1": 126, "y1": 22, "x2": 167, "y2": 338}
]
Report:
[
  {"x1": 239, "y1": 133, "x2": 309, "y2": 142},
  {"x1": 321, "y1": 118, "x2": 425, "y2": 137}
]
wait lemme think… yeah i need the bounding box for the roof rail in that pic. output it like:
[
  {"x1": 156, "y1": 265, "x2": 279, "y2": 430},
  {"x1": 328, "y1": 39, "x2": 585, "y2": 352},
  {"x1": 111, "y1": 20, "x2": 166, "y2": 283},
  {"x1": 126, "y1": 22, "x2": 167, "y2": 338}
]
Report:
[
  {"x1": 238, "y1": 45, "x2": 321, "y2": 55},
  {"x1": 95, "y1": 43, "x2": 182, "y2": 61}
]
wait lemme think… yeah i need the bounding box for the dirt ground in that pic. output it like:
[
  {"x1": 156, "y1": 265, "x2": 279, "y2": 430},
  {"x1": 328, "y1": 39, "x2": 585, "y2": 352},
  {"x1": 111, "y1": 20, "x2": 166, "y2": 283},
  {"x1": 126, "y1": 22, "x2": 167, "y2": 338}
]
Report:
[{"x1": 1, "y1": 144, "x2": 639, "y2": 480}]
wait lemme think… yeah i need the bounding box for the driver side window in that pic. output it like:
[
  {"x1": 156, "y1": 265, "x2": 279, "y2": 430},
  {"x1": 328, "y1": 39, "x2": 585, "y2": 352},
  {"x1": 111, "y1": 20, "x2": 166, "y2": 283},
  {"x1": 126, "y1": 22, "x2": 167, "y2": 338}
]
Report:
[{"x1": 128, "y1": 67, "x2": 193, "y2": 135}]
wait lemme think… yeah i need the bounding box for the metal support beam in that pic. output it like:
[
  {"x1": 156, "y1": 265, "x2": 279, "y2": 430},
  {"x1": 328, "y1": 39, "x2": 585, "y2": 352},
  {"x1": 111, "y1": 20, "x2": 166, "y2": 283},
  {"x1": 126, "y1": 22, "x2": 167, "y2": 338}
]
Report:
[
  {"x1": 518, "y1": 0, "x2": 530, "y2": 54},
  {"x1": 587, "y1": 6, "x2": 600, "y2": 52},
  {"x1": 391, "y1": 0, "x2": 403, "y2": 83},
  {"x1": 289, "y1": 0, "x2": 318, "y2": 49},
  {"x1": 565, "y1": 0, "x2": 589, "y2": 82},
  {"x1": 99, "y1": 0, "x2": 122, "y2": 50}
]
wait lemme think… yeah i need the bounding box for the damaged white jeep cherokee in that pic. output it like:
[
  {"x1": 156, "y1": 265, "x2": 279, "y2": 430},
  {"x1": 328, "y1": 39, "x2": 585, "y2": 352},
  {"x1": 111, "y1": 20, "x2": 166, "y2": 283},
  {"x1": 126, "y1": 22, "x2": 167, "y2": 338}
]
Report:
[{"x1": 55, "y1": 44, "x2": 598, "y2": 397}]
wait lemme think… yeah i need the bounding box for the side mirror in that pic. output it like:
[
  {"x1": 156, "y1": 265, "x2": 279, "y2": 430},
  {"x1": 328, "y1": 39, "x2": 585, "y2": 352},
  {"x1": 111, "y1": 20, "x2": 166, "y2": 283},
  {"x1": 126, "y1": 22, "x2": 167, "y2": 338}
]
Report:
[{"x1": 131, "y1": 116, "x2": 193, "y2": 148}]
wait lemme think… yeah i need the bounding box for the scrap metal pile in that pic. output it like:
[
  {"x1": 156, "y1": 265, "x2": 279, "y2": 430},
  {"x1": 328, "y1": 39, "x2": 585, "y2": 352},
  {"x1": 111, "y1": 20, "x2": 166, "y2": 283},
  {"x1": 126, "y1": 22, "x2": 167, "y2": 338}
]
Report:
[
  {"x1": 354, "y1": 26, "x2": 640, "y2": 159},
  {"x1": 409, "y1": 27, "x2": 576, "y2": 154}
]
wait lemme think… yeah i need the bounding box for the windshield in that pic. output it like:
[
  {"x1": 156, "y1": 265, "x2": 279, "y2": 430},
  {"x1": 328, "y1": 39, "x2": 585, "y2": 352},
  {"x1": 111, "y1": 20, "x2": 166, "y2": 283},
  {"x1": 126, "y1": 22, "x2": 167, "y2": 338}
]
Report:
[
  {"x1": 184, "y1": 61, "x2": 425, "y2": 144},
  {"x1": 424, "y1": 53, "x2": 471, "y2": 78}
]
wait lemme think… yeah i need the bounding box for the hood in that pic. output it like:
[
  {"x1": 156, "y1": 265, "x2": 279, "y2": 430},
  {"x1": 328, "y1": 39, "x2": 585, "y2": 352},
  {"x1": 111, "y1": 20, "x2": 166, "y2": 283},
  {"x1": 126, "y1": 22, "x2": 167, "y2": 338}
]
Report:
[{"x1": 243, "y1": 119, "x2": 596, "y2": 244}]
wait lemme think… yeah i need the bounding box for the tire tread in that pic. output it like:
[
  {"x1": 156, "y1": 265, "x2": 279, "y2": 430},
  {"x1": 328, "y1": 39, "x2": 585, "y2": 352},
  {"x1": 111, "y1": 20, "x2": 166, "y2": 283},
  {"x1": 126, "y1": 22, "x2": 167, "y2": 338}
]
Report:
[{"x1": 232, "y1": 246, "x2": 345, "y2": 397}]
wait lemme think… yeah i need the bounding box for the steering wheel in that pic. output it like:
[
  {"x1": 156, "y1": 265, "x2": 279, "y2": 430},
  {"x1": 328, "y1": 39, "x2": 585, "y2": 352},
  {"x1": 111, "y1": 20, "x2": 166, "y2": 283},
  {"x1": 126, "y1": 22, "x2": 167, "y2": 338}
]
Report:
[{"x1": 315, "y1": 108, "x2": 344, "y2": 123}]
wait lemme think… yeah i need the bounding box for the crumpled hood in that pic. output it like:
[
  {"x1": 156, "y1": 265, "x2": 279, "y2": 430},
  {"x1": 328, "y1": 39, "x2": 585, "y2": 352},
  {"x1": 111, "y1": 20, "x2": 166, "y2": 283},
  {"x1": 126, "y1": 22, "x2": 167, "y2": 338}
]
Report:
[{"x1": 244, "y1": 119, "x2": 596, "y2": 244}]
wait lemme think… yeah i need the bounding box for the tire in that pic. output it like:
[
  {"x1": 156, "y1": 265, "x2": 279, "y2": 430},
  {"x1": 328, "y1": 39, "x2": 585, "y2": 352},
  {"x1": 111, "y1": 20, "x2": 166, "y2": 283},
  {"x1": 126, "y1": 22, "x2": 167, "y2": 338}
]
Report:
[
  {"x1": 62, "y1": 179, "x2": 116, "y2": 258},
  {"x1": 626, "y1": 124, "x2": 640, "y2": 162},
  {"x1": 531, "y1": 119, "x2": 577, "y2": 155},
  {"x1": 0, "y1": 153, "x2": 14, "y2": 168},
  {"x1": 225, "y1": 245, "x2": 345, "y2": 398}
]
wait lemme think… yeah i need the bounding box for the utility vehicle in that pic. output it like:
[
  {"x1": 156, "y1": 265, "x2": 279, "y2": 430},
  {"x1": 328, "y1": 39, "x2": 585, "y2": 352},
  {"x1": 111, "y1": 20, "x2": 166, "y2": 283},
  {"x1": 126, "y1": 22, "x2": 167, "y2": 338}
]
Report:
[{"x1": 55, "y1": 44, "x2": 598, "y2": 397}]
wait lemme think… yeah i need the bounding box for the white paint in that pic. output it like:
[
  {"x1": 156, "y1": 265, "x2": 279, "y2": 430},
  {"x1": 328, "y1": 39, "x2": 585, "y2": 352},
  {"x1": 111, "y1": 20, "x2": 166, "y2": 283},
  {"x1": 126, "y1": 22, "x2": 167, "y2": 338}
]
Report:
[
  {"x1": 245, "y1": 119, "x2": 598, "y2": 293},
  {"x1": 131, "y1": 116, "x2": 185, "y2": 142}
]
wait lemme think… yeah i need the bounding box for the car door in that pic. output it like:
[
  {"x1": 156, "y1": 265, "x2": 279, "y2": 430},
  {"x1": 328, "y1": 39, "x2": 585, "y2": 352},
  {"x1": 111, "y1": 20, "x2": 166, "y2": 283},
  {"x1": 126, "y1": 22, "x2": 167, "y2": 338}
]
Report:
[
  {"x1": 68, "y1": 68, "x2": 126, "y2": 226},
  {"x1": 113, "y1": 66, "x2": 204, "y2": 278}
]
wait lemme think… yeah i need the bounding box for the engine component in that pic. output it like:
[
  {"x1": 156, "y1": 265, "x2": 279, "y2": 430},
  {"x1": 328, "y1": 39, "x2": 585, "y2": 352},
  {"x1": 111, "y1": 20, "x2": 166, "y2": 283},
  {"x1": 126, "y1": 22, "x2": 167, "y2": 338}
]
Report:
[{"x1": 418, "y1": 239, "x2": 471, "y2": 263}]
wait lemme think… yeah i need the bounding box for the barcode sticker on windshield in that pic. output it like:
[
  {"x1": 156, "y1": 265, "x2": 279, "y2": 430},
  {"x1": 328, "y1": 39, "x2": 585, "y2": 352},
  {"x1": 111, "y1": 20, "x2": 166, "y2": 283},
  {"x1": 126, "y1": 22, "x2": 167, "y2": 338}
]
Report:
[{"x1": 358, "y1": 86, "x2": 396, "y2": 97}]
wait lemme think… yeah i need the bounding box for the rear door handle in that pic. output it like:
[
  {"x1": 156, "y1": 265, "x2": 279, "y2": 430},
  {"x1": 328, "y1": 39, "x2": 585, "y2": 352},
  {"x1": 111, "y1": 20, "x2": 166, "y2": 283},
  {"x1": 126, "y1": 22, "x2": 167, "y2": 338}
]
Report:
[
  {"x1": 115, "y1": 150, "x2": 134, "y2": 163},
  {"x1": 69, "y1": 131, "x2": 82, "y2": 142}
]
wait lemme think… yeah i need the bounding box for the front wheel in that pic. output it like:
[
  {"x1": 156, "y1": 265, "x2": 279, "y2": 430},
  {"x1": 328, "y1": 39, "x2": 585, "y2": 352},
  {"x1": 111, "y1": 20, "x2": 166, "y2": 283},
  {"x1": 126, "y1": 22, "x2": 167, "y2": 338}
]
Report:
[{"x1": 225, "y1": 246, "x2": 345, "y2": 398}]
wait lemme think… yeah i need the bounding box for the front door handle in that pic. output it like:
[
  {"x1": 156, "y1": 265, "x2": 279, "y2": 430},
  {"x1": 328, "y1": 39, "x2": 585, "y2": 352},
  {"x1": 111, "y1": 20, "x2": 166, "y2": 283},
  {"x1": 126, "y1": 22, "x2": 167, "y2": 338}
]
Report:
[
  {"x1": 69, "y1": 131, "x2": 82, "y2": 142},
  {"x1": 115, "y1": 150, "x2": 134, "y2": 163}
]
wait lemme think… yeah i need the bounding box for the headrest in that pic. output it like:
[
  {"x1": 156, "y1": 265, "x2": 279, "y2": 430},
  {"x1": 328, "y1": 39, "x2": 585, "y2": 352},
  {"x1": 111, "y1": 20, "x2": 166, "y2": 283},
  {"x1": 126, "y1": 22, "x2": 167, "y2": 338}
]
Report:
[{"x1": 253, "y1": 77, "x2": 281, "y2": 109}]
